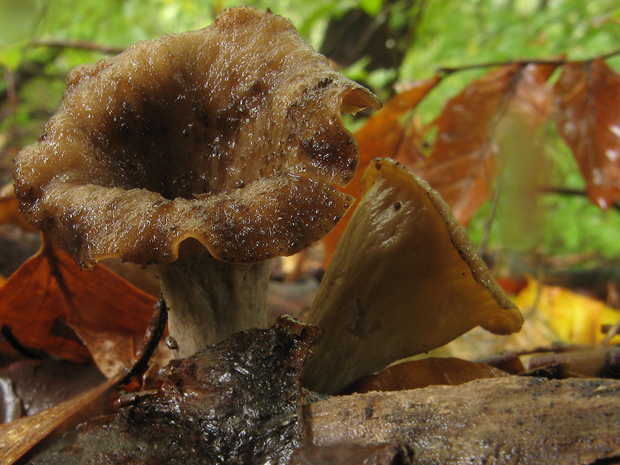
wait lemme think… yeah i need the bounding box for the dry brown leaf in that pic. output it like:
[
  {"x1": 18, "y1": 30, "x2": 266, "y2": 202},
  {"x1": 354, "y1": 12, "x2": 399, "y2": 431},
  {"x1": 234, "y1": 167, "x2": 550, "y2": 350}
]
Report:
[
  {"x1": 352, "y1": 76, "x2": 440, "y2": 164},
  {"x1": 323, "y1": 76, "x2": 440, "y2": 262},
  {"x1": 552, "y1": 59, "x2": 620, "y2": 209},
  {"x1": 0, "y1": 237, "x2": 156, "y2": 374},
  {"x1": 0, "y1": 298, "x2": 166, "y2": 464},
  {"x1": 410, "y1": 63, "x2": 555, "y2": 225},
  {"x1": 342, "y1": 357, "x2": 508, "y2": 394}
]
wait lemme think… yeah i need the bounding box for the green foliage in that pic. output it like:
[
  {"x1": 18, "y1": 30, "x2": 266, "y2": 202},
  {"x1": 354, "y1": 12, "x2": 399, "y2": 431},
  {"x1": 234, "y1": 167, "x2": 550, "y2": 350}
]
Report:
[
  {"x1": 3, "y1": 0, "x2": 620, "y2": 266},
  {"x1": 0, "y1": 0, "x2": 40, "y2": 47}
]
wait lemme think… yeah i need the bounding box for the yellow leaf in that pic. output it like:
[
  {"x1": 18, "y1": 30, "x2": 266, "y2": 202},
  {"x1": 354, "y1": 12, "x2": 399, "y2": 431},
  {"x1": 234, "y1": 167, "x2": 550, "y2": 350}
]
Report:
[{"x1": 513, "y1": 276, "x2": 620, "y2": 345}]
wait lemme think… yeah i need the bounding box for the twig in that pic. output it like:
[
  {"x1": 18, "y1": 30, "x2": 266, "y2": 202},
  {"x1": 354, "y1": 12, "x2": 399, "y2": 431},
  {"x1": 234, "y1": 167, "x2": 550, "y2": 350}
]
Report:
[
  {"x1": 0, "y1": 53, "x2": 61, "y2": 106},
  {"x1": 598, "y1": 48, "x2": 620, "y2": 61},
  {"x1": 120, "y1": 297, "x2": 168, "y2": 384},
  {"x1": 601, "y1": 316, "x2": 620, "y2": 347},
  {"x1": 3, "y1": 67, "x2": 16, "y2": 110},
  {"x1": 436, "y1": 47, "x2": 620, "y2": 76},
  {"x1": 539, "y1": 186, "x2": 620, "y2": 212},
  {"x1": 477, "y1": 176, "x2": 503, "y2": 256},
  {"x1": 438, "y1": 59, "x2": 551, "y2": 76},
  {"x1": 30, "y1": 38, "x2": 124, "y2": 55}
]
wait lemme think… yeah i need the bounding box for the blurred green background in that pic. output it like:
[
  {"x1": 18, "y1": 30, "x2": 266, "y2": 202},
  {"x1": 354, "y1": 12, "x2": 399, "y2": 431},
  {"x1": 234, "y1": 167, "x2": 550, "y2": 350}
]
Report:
[{"x1": 2, "y1": 0, "x2": 620, "y2": 280}]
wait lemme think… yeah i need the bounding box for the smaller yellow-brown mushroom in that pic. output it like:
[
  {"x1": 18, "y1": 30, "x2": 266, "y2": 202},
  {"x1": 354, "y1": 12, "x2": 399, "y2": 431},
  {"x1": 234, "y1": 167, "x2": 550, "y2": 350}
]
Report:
[{"x1": 304, "y1": 158, "x2": 523, "y2": 394}]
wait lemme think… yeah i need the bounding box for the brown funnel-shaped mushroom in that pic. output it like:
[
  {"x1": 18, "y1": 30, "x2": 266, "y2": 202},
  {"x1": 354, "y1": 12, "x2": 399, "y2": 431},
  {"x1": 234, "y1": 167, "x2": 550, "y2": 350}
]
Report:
[
  {"x1": 13, "y1": 7, "x2": 380, "y2": 358},
  {"x1": 304, "y1": 158, "x2": 523, "y2": 394}
]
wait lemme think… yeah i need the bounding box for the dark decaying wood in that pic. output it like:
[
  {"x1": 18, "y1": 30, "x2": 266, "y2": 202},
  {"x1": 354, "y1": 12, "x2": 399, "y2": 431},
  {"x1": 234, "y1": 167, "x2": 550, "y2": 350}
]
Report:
[
  {"x1": 305, "y1": 376, "x2": 620, "y2": 464},
  {"x1": 22, "y1": 317, "x2": 320, "y2": 465},
  {"x1": 13, "y1": 317, "x2": 620, "y2": 464}
]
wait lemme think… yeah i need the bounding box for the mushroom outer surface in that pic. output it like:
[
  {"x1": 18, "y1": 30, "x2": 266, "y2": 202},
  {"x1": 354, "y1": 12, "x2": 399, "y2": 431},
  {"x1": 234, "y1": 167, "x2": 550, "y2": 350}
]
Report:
[
  {"x1": 304, "y1": 158, "x2": 523, "y2": 394},
  {"x1": 14, "y1": 7, "x2": 380, "y2": 268}
]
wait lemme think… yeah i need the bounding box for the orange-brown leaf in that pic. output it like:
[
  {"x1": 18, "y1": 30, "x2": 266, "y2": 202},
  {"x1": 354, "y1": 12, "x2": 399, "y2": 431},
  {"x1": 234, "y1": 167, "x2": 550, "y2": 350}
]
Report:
[
  {"x1": 0, "y1": 238, "x2": 156, "y2": 373},
  {"x1": 0, "y1": 186, "x2": 38, "y2": 233},
  {"x1": 552, "y1": 59, "x2": 620, "y2": 209},
  {"x1": 323, "y1": 76, "x2": 440, "y2": 262},
  {"x1": 353, "y1": 75, "x2": 441, "y2": 163},
  {"x1": 343, "y1": 357, "x2": 508, "y2": 394},
  {"x1": 410, "y1": 63, "x2": 555, "y2": 225}
]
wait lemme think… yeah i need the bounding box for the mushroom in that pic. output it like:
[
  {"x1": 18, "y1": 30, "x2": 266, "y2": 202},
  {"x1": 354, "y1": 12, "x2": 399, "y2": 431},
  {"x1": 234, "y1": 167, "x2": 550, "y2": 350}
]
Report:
[
  {"x1": 303, "y1": 158, "x2": 523, "y2": 394},
  {"x1": 13, "y1": 7, "x2": 380, "y2": 358}
]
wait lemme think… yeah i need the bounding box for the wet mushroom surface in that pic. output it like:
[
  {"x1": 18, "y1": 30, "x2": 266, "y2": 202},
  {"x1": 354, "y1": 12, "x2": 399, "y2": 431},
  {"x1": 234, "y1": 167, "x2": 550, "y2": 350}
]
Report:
[{"x1": 13, "y1": 7, "x2": 380, "y2": 357}]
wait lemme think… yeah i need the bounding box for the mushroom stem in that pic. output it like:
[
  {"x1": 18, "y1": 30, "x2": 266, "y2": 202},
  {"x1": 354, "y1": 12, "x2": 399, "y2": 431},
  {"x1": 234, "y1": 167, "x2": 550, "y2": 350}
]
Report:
[{"x1": 155, "y1": 239, "x2": 271, "y2": 358}]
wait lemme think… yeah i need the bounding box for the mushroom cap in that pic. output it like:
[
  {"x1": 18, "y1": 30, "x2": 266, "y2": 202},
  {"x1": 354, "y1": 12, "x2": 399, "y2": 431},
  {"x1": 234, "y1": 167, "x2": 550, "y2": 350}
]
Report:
[
  {"x1": 304, "y1": 158, "x2": 523, "y2": 394},
  {"x1": 14, "y1": 7, "x2": 380, "y2": 267}
]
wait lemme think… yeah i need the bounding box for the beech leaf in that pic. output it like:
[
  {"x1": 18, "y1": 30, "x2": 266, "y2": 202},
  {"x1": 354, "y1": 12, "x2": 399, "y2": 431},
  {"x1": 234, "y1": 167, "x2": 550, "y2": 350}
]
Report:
[
  {"x1": 0, "y1": 237, "x2": 156, "y2": 375},
  {"x1": 323, "y1": 76, "x2": 440, "y2": 261},
  {"x1": 552, "y1": 58, "x2": 620, "y2": 209},
  {"x1": 0, "y1": 299, "x2": 166, "y2": 464},
  {"x1": 410, "y1": 62, "x2": 555, "y2": 225}
]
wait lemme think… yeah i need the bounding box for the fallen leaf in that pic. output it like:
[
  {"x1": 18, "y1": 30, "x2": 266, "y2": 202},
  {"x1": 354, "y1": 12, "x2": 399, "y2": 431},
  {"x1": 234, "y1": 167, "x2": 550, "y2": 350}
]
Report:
[
  {"x1": 552, "y1": 59, "x2": 620, "y2": 209},
  {"x1": 342, "y1": 357, "x2": 509, "y2": 394},
  {"x1": 410, "y1": 62, "x2": 556, "y2": 225},
  {"x1": 323, "y1": 76, "x2": 440, "y2": 263},
  {"x1": 0, "y1": 296, "x2": 167, "y2": 464},
  {"x1": 0, "y1": 237, "x2": 156, "y2": 375},
  {"x1": 0, "y1": 186, "x2": 41, "y2": 278},
  {"x1": 0, "y1": 358, "x2": 105, "y2": 421},
  {"x1": 513, "y1": 276, "x2": 620, "y2": 346},
  {"x1": 353, "y1": 76, "x2": 440, "y2": 165}
]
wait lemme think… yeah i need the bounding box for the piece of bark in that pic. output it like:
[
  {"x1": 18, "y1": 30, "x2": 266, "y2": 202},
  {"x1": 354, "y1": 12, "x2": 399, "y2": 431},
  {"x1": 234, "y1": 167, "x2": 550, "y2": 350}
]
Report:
[
  {"x1": 525, "y1": 346, "x2": 620, "y2": 379},
  {"x1": 305, "y1": 377, "x2": 620, "y2": 464}
]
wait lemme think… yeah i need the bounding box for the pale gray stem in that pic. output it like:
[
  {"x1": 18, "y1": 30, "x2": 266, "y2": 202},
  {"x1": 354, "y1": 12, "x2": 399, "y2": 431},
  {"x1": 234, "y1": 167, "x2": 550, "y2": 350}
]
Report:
[{"x1": 155, "y1": 238, "x2": 271, "y2": 358}]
